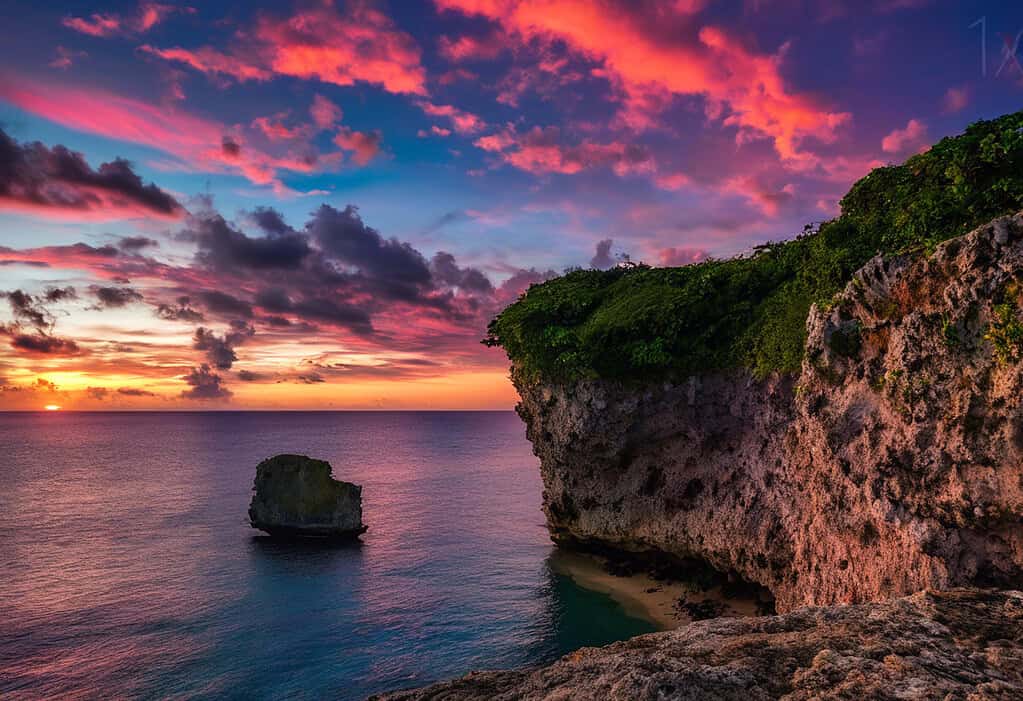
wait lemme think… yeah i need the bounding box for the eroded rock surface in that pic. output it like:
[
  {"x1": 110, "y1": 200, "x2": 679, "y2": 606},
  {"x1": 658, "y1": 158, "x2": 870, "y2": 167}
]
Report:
[
  {"x1": 374, "y1": 589, "x2": 1023, "y2": 700},
  {"x1": 515, "y1": 212, "x2": 1023, "y2": 611},
  {"x1": 248, "y1": 454, "x2": 366, "y2": 538}
]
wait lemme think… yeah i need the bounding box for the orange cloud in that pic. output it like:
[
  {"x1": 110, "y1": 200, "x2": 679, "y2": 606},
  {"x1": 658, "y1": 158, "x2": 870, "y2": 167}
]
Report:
[
  {"x1": 145, "y1": 0, "x2": 427, "y2": 95},
  {"x1": 435, "y1": 0, "x2": 850, "y2": 164}
]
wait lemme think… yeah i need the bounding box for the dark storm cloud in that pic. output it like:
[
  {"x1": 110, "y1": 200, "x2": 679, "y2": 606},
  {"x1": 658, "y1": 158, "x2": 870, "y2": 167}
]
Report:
[
  {"x1": 291, "y1": 297, "x2": 373, "y2": 335},
  {"x1": 308, "y1": 204, "x2": 432, "y2": 285},
  {"x1": 0, "y1": 127, "x2": 183, "y2": 218},
  {"x1": 8, "y1": 332, "x2": 81, "y2": 356},
  {"x1": 117, "y1": 387, "x2": 156, "y2": 396},
  {"x1": 90, "y1": 285, "x2": 144, "y2": 308},
  {"x1": 590, "y1": 238, "x2": 614, "y2": 269},
  {"x1": 181, "y1": 364, "x2": 232, "y2": 399},
  {"x1": 221, "y1": 136, "x2": 241, "y2": 158},
  {"x1": 3, "y1": 289, "x2": 52, "y2": 329},
  {"x1": 237, "y1": 370, "x2": 268, "y2": 382},
  {"x1": 249, "y1": 206, "x2": 293, "y2": 236},
  {"x1": 430, "y1": 251, "x2": 494, "y2": 293},
  {"x1": 1, "y1": 287, "x2": 82, "y2": 356},
  {"x1": 193, "y1": 321, "x2": 254, "y2": 369},
  {"x1": 44, "y1": 286, "x2": 77, "y2": 303},
  {"x1": 2, "y1": 286, "x2": 76, "y2": 332},
  {"x1": 118, "y1": 236, "x2": 159, "y2": 251},
  {"x1": 191, "y1": 211, "x2": 311, "y2": 270},
  {"x1": 198, "y1": 290, "x2": 253, "y2": 318},
  {"x1": 156, "y1": 296, "x2": 205, "y2": 323},
  {"x1": 254, "y1": 287, "x2": 292, "y2": 313}
]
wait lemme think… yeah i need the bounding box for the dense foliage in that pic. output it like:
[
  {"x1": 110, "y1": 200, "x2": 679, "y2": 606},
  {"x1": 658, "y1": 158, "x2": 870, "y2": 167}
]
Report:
[{"x1": 484, "y1": 111, "x2": 1023, "y2": 381}]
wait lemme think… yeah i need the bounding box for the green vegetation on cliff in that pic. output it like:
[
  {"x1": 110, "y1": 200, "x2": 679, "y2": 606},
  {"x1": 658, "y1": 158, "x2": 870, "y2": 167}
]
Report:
[{"x1": 484, "y1": 111, "x2": 1023, "y2": 381}]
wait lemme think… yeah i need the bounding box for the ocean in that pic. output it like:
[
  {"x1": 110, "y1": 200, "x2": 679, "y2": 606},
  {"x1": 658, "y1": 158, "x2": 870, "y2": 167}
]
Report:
[{"x1": 0, "y1": 411, "x2": 654, "y2": 700}]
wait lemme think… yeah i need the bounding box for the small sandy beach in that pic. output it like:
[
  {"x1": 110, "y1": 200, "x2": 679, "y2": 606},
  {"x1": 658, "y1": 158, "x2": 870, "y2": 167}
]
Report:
[{"x1": 549, "y1": 549, "x2": 767, "y2": 630}]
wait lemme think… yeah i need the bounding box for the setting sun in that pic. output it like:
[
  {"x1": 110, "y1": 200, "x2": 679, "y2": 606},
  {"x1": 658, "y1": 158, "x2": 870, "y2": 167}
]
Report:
[{"x1": 43, "y1": 405, "x2": 61, "y2": 411}]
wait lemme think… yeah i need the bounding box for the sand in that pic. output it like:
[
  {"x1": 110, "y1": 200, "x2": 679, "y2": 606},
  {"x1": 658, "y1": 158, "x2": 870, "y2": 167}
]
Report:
[{"x1": 548, "y1": 549, "x2": 766, "y2": 630}]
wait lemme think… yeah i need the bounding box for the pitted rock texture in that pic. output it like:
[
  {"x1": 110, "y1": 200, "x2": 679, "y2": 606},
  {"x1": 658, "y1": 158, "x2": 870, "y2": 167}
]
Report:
[
  {"x1": 374, "y1": 589, "x2": 1023, "y2": 701},
  {"x1": 514, "y1": 212, "x2": 1023, "y2": 612},
  {"x1": 248, "y1": 454, "x2": 366, "y2": 538}
]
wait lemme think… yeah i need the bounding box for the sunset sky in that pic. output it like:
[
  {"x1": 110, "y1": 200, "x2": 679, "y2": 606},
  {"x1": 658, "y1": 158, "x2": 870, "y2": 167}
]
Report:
[{"x1": 1, "y1": 0, "x2": 1021, "y2": 410}]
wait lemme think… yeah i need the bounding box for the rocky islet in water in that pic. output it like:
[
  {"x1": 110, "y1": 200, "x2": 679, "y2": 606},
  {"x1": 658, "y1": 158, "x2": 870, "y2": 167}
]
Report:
[{"x1": 248, "y1": 453, "x2": 367, "y2": 539}]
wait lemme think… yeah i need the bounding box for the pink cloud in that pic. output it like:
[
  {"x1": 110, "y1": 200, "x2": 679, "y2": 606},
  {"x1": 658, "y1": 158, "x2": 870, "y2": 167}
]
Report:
[
  {"x1": 334, "y1": 128, "x2": 382, "y2": 165},
  {"x1": 310, "y1": 94, "x2": 343, "y2": 129},
  {"x1": 475, "y1": 125, "x2": 652, "y2": 176},
  {"x1": 418, "y1": 126, "x2": 453, "y2": 138},
  {"x1": 654, "y1": 172, "x2": 691, "y2": 191},
  {"x1": 0, "y1": 75, "x2": 348, "y2": 188},
  {"x1": 418, "y1": 101, "x2": 485, "y2": 134},
  {"x1": 145, "y1": 0, "x2": 427, "y2": 95},
  {"x1": 434, "y1": 0, "x2": 850, "y2": 166},
  {"x1": 658, "y1": 247, "x2": 708, "y2": 266},
  {"x1": 49, "y1": 46, "x2": 86, "y2": 70},
  {"x1": 437, "y1": 32, "x2": 506, "y2": 62},
  {"x1": 63, "y1": 2, "x2": 191, "y2": 37},
  {"x1": 252, "y1": 115, "x2": 307, "y2": 141},
  {"x1": 942, "y1": 86, "x2": 969, "y2": 113},
  {"x1": 881, "y1": 118, "x2": 928, "y2": 154},
  {"x1": 139, "y1": 45, "x2": 272, "y2": 82},
  {"x1": 723, "y1": 175, "x2": 795, "y2": 216},
  {"x1": 62, "y1": 13, "x2": 122, "y2": 37}
]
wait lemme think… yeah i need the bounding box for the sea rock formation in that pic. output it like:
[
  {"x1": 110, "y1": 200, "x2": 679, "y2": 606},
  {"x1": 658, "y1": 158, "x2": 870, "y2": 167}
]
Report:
[
  {"x1": 248, "y1": 454, "x2": 367, "y2": 538},
  {"x1": 514, "y1": 212, "x2": 1023, "y2": 612},
  {"x1": 374, "y1": 588, "x2": 1023, "y2": 700}
]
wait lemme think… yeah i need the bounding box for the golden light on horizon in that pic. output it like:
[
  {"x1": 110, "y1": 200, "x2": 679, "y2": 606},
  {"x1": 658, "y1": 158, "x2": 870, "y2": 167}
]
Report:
[{"x1": 44, "y1": 404, "x2": 62, "y2": 411}]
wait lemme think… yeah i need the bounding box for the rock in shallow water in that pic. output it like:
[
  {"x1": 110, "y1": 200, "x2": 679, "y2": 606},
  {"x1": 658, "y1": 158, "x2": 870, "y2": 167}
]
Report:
[
  {"x1": 248, "y1": 454, "x2": 367, "y2": 538},
  {"x1": 373, "y1": 588, "x2": 1023, "y2": 700}
]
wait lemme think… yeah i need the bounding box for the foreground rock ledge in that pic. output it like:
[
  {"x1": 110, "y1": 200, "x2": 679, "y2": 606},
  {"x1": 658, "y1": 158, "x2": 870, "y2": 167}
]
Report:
[
  {"x1": 248, "y1": 454, "x2": 366, "y2": 538},
  {"x1": 374, "y1": 589, "x2": 1023, "y2": 700}
]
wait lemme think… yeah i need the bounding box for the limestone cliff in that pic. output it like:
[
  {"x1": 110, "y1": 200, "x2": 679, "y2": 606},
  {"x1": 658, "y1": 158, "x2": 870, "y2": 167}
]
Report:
[
  {"x1": 514, "y1": 212, "x2": 1023, "y2": 612},
  {"x1": 375, "y1": 588, "x2": 1023, "y2": 700}
]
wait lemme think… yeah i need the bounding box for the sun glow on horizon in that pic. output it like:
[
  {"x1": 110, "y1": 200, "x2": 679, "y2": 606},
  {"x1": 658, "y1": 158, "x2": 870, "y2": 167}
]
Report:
[{"x1": 43, "y1": 404, "x2": 61, "y2": 411}]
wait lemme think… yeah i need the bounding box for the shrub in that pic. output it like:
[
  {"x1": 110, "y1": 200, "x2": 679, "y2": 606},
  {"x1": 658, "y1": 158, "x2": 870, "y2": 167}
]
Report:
[{"x1": 484, "y1": 111, "x2": 1023, "y2": 382}]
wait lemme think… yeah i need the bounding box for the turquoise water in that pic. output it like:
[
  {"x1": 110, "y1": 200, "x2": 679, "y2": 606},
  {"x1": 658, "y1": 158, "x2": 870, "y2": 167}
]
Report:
[{"x1": 0, "y1": 411, "x2": 654, "y2": 700}]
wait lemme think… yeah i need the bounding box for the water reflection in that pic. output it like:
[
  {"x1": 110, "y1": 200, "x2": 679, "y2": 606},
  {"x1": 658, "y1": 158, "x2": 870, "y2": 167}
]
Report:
[{"x1": 2, "y1": 412, "x2": 658, "y2": 700}]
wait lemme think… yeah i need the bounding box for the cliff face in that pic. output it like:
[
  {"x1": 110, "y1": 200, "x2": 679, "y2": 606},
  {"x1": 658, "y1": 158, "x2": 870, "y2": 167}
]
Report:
[
  {"x1": 375, "y1": 588, "x2": 1023, "y2": 700},
  {"x1": 515, "y1": 212, "x2": 1023, "y2": 612}
]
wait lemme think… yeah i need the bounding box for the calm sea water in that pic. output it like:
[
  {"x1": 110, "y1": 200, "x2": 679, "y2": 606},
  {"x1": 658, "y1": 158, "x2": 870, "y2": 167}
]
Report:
[{"x1": 0, "y1": 411, "x2": 654, "y2": 700}]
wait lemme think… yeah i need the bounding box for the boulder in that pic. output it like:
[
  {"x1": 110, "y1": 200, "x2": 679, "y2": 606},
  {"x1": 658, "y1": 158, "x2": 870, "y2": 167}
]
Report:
[{"x1": 248, "y1": 454, "x2": 367, "y2": 538}]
